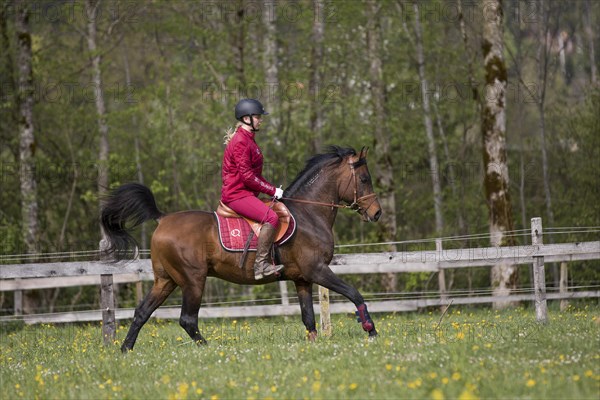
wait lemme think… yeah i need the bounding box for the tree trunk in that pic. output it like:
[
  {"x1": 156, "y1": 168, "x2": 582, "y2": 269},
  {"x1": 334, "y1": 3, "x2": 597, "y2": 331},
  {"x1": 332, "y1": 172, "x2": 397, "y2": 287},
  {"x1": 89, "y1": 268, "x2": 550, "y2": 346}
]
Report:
[
  {"x1": 263, "y1": 0, "x2": 280, "y2": 133},
  {"x1": 584, "y1": 0, "x2": 597, "y2": 84},
  {"x1": 536, "y1": 0, "x2": 558, "y2": 287},
  {"x1": 16, "y1": 0, "x2": 38, "y2": 255},
  {"x1": 412, "y1": 2, "x2": 444, "y2": 235},
  {"x1": 309, "y1": 0, "x2": 324, "y2": 153},
  {"x1": 122, "y1": 46, "x2": 147, "y2": 250},
  {"x1": 536, "y1": 0, "x2": 554, "y2": 227},
  {"x1": 480, "y1": 0, "x2": 517, "y2": 309},
  {"x1": 85, "y1": 0, "x2": 109, "y2": 225},
  {"x1": 1, "y1": 1, "x2": 17, "y2": 150},
  {"x1": 366, "y1": 0, "x2": 397, "y2": 292},
  {"x1": 15, "y1": 0, "x2": 38, "y2": 315},
  {"x1": 233, "y1": 1, "x2": 246, "y2": 88},
  {"x1": 433, "y1": 99, "x2": 464, "y2": 234}
]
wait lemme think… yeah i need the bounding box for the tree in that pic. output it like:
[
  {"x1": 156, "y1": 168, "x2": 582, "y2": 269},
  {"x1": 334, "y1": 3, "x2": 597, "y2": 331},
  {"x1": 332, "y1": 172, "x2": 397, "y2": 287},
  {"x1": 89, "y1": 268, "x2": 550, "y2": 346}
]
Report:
[
  {"x1": 85, "y1": 0, "x2": 110, "y2": 233},
  {"x1": 309, "y1": 0, "x2": 325, "y2": 153},
  {"x1": 410, "y1": 2, "x2": 444, "y2": 235},
  {"x1": 366, "y1": 0, "x2": 397, "y2": 292},
  {"x1": 14, "y1": 0, "x2": 38, "y2": 315},
  {"x1": 480, "y1": 0, "x2": 517, "y2": 308}
]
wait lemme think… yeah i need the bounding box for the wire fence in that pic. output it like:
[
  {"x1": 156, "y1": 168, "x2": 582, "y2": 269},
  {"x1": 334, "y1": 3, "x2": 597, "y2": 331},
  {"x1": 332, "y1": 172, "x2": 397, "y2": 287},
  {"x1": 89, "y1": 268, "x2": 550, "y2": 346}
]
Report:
[
  {"x1": 0, "y1": 224, "x2": 598, "y2": 323},
  {"x1": 1, "y1": 226, "x2": 599, "y2": 263}
]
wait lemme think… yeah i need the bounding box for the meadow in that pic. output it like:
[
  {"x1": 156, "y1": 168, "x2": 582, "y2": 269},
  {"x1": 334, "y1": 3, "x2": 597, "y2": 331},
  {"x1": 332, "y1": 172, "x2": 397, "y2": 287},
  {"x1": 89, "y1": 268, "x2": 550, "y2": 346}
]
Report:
[{"x1": 1, "y1": 304, "x2": 599, "y2": 399}]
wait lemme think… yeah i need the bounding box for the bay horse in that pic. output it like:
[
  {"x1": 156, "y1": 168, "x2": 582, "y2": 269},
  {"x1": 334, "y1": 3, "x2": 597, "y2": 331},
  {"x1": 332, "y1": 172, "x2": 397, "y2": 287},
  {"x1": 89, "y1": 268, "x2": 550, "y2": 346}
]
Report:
[{"x1": 101, "y1": 146, "x2": 382, "y2": 352}]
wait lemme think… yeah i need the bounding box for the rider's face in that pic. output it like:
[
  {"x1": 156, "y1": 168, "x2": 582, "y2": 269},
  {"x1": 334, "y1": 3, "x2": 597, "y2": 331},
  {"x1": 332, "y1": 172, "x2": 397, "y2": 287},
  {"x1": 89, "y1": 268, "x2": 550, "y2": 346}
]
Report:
[{"x1": 243, "y1": 114, "x2": 263, "y2": 129}]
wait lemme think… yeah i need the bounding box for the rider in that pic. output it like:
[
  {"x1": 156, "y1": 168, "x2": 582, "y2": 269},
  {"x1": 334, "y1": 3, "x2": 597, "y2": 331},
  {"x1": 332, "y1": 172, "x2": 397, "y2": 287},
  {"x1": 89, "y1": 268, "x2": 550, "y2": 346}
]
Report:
[{"x1": 221, "y1": 98, "x2": 284, "y2": 280}]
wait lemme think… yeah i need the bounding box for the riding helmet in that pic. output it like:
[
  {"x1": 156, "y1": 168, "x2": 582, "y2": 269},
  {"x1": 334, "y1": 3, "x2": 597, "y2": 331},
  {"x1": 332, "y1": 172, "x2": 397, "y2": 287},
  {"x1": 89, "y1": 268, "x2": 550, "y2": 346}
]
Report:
[{"x1": 234, "y1": 99, "x2": 269, "y2": 121}]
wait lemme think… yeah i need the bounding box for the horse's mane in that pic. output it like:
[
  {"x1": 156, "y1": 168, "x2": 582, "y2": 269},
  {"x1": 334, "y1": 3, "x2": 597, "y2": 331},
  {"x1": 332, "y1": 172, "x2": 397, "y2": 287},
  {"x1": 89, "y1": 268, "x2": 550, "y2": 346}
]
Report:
[{"x1": 285, "y1": 145, "x2": 356, "y2": 195}]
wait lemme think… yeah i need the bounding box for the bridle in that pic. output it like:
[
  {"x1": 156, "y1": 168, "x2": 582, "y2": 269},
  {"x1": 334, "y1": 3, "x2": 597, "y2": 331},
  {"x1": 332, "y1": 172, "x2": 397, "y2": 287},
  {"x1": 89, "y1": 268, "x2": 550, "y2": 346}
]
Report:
[{"x1": 281, "y1": 157, "x2": 378, "y2": 213}]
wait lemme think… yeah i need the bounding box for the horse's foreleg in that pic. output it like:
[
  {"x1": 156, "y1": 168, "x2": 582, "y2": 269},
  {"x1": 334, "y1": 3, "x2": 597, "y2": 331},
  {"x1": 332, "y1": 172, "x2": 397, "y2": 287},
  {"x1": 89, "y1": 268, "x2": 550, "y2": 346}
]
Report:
[
  {"x1": 179, "y1": 280, "x2": 208, "y2": 346},
  {"x1": 122, "y1": 277, "x2": 176, "y2": 352},
  {"x1": 294, "y1": 280, "x2": 318, "y2": 341},
  {"x1": 310, "y1": 266, "x2": 378, "y2": 337}
]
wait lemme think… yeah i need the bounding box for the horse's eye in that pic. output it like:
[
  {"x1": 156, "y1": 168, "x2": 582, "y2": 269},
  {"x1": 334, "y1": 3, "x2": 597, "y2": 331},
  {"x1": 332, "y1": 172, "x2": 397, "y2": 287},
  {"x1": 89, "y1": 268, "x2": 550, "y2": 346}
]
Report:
[{"x1": 360, "y1": 175, "x2": 369, "y2": 184}]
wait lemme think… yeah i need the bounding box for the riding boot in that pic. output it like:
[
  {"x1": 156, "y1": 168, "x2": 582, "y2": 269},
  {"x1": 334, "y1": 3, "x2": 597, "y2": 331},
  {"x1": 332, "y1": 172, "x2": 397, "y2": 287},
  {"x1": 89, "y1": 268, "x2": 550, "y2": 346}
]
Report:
[{"x1": 254, "y1": 224, "x2": 284, "y2": 280}]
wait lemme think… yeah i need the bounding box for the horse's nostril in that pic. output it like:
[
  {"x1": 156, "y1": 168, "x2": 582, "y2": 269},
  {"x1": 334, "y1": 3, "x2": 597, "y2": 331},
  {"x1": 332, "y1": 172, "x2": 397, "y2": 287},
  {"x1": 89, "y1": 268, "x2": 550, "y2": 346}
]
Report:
[{"x1": 374, "y1": 210, "x2": 382, "y2": 221}]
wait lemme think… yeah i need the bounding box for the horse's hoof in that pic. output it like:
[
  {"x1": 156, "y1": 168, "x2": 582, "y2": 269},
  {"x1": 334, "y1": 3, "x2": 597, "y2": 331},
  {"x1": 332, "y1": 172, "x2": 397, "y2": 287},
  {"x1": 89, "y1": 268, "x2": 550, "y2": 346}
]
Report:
[
  {"x1": 307, "y1": 330, "x2": 318, "y2": 342},
  {"x1": 368, "y1": 329, "x2": 378, "y2": 338}
]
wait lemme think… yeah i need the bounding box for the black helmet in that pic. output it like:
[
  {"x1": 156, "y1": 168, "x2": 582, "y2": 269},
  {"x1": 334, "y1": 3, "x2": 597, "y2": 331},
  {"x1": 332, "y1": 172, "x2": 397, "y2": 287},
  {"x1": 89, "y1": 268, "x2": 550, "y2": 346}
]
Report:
[{"x1": 235, "y1": 99, "x2": 269, "y2": 121}]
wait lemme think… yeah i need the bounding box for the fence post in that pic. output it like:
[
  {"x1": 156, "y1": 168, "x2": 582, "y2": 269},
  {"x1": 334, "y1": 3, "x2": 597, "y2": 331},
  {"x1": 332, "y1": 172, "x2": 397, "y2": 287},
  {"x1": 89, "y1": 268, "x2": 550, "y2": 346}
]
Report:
[
  {"x1": 531, "y1": 217, "x2": 548, "y2": 323},
  {"x1": 14, "y1": 281, "x2": 23, "y2": 316},
  {"x1": 279, "y1": 281, "x2": 289, "y2": 306},
  {"x1": 436, "y1": 238, "x2": 448, "y2": 312},
  {"x1": 100, "y1": 274, "x2": 116, "y2": 345},
  {"x1": 99, "y1": 238, "x2": 116, "y2": 345},
  {"x1": 318, "y1": 285, "x2": 332, "y2": 336},
  {"x1": 135, "y1": 279, "x2": 143, "y2": 304},
  {"x1": 560, "y1": 262, "x2": 569, "y2": 311}
]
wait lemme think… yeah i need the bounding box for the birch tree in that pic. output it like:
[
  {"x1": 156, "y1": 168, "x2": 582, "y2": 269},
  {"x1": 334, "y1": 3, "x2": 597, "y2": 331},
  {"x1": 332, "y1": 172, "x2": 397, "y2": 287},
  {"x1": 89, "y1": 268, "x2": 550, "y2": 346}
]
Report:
[
  {"x1": 309, "y1": 0, "x2": 324, "y2": 153},
  {"x1": 15, "y1": 0, "x2": 38, "y2": 255},
  {"x1": 411, "y1": 2, "x2": 444, "y2": 235},
  {"x1": 263, "y1": 0, "x2": 280, "y2": 132},
  {"x1": 480, "y1": 0, "x2": 517, "y2": 308},
  {"x1": 584, "y1": 0, "x2": 597, "y2": 84},
  {"x1": 85, "y1": 0, "x2": 110, "y2": 227},
  {"x1": 366, "y1": 0, "x2": 397, "y2": 292}
]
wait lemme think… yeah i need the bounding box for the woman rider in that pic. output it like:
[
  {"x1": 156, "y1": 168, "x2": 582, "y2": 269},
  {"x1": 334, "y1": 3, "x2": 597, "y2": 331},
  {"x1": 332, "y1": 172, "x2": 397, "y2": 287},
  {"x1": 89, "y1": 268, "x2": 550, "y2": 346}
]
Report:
[{"x1": 221, "y1": 99, "x2": 284, "y2": 280}]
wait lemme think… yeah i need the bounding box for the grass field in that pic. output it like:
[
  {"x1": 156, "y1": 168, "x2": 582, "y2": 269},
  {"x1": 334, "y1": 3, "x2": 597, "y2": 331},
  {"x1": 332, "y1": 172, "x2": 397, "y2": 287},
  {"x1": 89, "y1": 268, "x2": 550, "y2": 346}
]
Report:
[{"x1": 1, "y1": 304, "x2": 599, "y2": 399}]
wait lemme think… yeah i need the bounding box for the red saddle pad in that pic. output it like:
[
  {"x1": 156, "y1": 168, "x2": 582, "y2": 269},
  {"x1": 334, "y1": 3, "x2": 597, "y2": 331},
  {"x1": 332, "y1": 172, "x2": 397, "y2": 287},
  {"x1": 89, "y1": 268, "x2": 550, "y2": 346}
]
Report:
[{"x1": 214, "y1": 212, "x2": 296, "y2": 252}]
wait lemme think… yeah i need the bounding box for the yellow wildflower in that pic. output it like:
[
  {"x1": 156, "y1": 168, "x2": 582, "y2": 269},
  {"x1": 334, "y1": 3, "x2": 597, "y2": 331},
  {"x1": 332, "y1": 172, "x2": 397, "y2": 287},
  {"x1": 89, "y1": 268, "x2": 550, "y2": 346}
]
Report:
[
  {"x1": 312, "y1": 381, "x2": 321, "y2": 392},
  {"x1": 431, "y1": 389, "x2": 445, "y2": 400}
]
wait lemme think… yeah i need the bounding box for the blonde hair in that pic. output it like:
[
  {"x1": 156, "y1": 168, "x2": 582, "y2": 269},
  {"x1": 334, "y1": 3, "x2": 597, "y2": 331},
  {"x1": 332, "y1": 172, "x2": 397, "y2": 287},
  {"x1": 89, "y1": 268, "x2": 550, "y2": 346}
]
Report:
[{"x1": 223, "y1": 122, "x2": 243, "y2": 144}]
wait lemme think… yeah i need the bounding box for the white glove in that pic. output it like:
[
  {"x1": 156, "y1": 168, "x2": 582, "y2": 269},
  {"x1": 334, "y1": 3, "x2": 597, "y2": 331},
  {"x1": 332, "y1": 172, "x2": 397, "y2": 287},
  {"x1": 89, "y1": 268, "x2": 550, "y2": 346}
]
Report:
[{"x1": 274, "y1": 187, "x2": 284, "y2": 199}]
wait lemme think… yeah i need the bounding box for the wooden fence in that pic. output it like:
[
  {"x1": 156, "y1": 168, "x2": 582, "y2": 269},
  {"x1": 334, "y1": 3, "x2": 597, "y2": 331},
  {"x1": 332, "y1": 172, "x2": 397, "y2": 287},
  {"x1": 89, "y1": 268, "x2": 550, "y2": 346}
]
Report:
[{"x1": 1, "y1": 218, "x2": 599, "y2": 343}]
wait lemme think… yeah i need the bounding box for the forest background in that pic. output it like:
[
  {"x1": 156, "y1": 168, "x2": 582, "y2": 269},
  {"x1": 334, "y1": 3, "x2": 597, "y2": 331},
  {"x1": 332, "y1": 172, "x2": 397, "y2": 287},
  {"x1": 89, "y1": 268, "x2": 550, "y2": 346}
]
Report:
[{"x1": 1, "y1": 0, "x2": 598, "y2": 314}]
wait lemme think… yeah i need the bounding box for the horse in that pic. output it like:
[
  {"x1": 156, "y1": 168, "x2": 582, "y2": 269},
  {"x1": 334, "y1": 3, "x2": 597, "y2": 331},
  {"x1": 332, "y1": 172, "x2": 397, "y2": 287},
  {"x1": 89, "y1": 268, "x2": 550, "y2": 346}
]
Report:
[{"x1": 100, "y1": 146, "x2": 382, "y2": 352}]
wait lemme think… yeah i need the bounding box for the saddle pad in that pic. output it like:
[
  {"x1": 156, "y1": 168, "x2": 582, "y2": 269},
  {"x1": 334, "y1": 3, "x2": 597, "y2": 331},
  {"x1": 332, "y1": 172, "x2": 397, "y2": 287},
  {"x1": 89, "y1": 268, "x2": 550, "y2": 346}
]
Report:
[{"x1": 214, "y1": 212, "x2": 296, "y2": 252}]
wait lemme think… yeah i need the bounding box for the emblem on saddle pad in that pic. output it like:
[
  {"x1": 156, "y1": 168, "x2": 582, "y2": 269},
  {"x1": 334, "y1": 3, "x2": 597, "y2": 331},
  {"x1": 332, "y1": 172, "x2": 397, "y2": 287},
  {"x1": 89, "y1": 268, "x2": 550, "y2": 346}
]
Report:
[{"x1": 214, "y1": 201, "x2": 296, "y2": 252}]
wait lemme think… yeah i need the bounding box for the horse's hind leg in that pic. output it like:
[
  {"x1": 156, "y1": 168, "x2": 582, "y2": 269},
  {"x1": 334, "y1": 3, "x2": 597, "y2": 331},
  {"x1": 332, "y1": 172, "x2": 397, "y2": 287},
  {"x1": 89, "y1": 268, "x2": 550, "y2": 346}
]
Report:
[
  {"x1": 121, "y1": 277, "x2": 176, "y2": 352},
  {"x1": 179, "y1": 277, "x2": 208, "y2": 345}
]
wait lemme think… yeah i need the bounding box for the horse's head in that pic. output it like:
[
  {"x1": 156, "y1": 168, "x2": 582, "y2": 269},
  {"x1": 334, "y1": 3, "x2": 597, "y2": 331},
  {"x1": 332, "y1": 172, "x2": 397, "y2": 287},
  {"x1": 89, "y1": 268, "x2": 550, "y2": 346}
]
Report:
[{"x1": 341, "y1": 147, "x2": 382, "y2": 222}]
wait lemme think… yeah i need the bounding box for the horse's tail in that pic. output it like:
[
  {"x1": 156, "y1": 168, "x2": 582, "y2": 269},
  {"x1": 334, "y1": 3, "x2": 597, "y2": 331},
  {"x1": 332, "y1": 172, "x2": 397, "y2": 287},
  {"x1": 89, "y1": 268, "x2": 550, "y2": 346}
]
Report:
[{"x1": 100, "y1": 183, "x2": 164, "y2": 261}]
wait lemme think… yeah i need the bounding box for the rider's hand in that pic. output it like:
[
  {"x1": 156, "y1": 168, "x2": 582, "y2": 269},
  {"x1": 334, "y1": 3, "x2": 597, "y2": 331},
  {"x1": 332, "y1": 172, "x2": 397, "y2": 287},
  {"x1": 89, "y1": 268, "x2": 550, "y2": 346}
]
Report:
[{"x1": 274, "y1": 188, "x2": 284, "y2": 199}]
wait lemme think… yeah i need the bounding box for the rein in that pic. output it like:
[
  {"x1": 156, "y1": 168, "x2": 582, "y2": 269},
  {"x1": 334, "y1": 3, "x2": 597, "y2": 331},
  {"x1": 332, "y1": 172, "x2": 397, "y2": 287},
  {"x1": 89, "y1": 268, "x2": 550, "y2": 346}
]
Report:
[{"x1": 281, "y1": 158, "x2": 378, "y2": 212}]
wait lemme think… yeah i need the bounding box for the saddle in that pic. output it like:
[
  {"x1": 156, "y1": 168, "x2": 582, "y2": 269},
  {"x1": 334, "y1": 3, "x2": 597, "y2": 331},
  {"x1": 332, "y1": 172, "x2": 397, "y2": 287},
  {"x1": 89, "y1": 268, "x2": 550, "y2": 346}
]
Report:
[
  {"x1": 214, "y1": 200, "x2": 296, "y2": 252},
  {"x1": 216, "y1": 200, "x2": 291, "y2": 241}
]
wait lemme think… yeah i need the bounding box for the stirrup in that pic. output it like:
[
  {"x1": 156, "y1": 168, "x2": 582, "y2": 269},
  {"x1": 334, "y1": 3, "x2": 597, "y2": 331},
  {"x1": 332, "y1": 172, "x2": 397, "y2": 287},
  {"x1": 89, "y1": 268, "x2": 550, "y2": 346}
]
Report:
[{"x1": 254, "y1": 263, "x2": 284, "y2": 280}]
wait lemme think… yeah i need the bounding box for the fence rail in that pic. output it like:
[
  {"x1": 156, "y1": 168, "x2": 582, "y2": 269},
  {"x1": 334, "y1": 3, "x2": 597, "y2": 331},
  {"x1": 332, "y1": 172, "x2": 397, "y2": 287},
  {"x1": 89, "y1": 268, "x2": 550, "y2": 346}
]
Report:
[
  {"x1": 5, "y1": 291, "x2": 599, "y2": 325},
  {"x1": 0, "y1": 218, "x2": 599, "y2": 340},
  {"x1": 2, "y1": 241, "x2": 598, "y2": 282}
]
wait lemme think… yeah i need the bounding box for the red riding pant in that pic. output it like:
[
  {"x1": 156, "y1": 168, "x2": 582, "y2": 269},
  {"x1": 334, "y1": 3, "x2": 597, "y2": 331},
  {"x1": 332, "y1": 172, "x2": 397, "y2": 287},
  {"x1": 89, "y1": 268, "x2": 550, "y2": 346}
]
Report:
[{"x1": 225, "y1": 196, "x2": 279, "y2": 228}]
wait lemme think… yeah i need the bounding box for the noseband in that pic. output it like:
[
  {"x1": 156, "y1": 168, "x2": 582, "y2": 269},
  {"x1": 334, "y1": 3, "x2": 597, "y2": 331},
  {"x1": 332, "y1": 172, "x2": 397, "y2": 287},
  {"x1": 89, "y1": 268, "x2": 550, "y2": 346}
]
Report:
[{"x1": 282, "y1": 157, "x2": 378, "y2": 213}]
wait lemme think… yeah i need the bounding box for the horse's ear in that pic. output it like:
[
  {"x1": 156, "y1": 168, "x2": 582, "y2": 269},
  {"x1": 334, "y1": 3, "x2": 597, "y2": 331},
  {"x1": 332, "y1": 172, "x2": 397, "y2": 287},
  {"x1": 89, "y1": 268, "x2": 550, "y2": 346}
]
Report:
[{"x1": 359, "y1": 146, "x2": 369, "y2": 159}]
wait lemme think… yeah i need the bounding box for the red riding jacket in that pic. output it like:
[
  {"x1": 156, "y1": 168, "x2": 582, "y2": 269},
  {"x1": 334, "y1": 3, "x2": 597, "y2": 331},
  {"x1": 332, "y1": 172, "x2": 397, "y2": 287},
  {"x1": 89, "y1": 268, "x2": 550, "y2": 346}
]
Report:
[{"x1": 221, "y1": 126, "x2": 276, "y2": 204}]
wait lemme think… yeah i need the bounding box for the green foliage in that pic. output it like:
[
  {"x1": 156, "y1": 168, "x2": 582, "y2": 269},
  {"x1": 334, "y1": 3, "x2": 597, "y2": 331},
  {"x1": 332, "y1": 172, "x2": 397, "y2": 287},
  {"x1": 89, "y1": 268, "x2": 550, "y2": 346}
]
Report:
[{"x1": 1, "y1": 0, "x2": 598, "y2": 311}]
